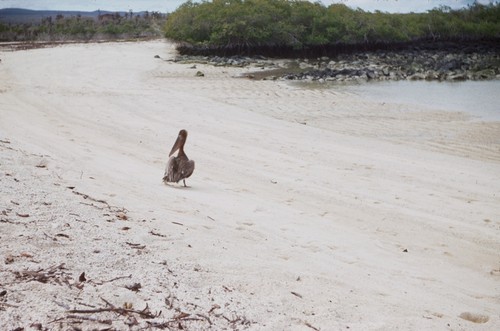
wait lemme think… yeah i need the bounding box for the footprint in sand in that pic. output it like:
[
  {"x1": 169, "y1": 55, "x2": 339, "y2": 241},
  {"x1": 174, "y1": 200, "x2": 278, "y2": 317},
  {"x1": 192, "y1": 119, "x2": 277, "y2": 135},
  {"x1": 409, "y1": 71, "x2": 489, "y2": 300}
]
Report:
[
  {"x1": 459, "y1": 312, "x2": 489, "y2": 323},
  {"x1": 490, "y1": 268, "x2": 500, "y2": 276},
  {"x1": 235, "y1": 222, "x2": 254, "y2": 231}
]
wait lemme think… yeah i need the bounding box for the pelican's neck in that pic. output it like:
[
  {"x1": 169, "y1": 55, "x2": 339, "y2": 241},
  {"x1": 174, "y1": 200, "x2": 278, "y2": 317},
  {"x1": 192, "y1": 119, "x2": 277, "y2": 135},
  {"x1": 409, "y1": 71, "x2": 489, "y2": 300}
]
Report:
[{"x1": 177, "y1": 145, "x2": 186, "y2": 158}]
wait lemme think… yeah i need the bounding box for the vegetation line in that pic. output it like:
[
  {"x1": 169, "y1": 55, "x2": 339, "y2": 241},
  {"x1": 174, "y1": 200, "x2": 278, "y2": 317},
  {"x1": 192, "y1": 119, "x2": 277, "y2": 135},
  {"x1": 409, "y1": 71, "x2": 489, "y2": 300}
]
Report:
[
  {"x1": 164, "y1": 0, "x2": 500, "y2": 57},
  {"x1": 0, "y1": 10, "x2": 167, "y2": 41}
]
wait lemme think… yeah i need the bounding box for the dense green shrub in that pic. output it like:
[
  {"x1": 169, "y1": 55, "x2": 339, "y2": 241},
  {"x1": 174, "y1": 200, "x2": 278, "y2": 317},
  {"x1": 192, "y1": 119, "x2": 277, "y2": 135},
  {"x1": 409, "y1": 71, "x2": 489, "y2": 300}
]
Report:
[{"x1": 164, "y1": 0, "x2": 500, "y2": 48}]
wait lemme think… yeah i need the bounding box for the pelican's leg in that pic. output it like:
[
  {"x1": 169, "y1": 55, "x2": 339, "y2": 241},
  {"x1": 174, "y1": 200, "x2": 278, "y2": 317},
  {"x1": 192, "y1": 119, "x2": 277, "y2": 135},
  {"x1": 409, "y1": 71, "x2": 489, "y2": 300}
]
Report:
[{"x1": 183, "y1": 179, "x2": 187, "y2": 187}]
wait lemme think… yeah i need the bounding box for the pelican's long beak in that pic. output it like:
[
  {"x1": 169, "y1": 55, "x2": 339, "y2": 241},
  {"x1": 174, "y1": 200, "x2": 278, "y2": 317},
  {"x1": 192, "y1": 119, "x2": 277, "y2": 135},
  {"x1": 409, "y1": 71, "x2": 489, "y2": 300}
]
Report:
[{"x1": 169, "y1": 134, "x2": 183, "y2": 157}]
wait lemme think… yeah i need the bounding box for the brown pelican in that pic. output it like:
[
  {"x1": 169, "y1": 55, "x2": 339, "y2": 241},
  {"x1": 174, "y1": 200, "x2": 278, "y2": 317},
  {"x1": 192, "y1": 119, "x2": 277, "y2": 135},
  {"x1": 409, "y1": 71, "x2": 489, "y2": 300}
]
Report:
[{"x1": 163, "y1": 129, "x2": 195, "y2": 187}]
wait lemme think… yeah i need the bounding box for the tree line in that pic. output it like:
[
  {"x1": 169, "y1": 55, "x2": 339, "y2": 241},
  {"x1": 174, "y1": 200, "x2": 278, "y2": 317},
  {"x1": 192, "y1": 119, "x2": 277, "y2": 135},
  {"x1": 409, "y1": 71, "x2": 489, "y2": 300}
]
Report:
[
  {"x1": 164, "y1": 0, "x2": 500, "y2": 56},
  {"x1": 0, "y1": 11, "x2": 167, "y2": 41}
]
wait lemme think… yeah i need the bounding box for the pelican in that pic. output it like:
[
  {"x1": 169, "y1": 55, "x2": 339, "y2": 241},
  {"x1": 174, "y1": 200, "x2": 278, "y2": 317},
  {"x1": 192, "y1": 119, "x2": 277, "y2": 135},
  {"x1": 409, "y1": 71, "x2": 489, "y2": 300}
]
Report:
[{"x1": 163, "y1": 129, "x2": 195, "y2": 187}]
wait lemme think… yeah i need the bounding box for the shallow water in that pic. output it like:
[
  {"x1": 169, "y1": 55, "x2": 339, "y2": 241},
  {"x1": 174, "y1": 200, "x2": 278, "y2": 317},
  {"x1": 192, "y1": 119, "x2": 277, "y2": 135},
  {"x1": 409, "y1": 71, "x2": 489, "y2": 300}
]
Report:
[{"x1": 298, "y1": 80, "x2": 500, "y2": 121}]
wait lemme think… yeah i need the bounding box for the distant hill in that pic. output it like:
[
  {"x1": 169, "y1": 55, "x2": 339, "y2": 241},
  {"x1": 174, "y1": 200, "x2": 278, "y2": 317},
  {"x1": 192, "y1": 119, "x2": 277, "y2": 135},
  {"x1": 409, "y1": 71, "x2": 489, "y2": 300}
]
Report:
[{"x1": 0, "y1": 8, "x2": 146, "y2": 24}]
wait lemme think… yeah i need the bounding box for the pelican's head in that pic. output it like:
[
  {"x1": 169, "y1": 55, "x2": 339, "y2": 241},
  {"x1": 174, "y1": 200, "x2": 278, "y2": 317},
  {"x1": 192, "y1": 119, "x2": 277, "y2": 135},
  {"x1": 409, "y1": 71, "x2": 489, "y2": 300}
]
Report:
[{"x1": 169, "y1": 129, "x2": 188, "y2": 157}]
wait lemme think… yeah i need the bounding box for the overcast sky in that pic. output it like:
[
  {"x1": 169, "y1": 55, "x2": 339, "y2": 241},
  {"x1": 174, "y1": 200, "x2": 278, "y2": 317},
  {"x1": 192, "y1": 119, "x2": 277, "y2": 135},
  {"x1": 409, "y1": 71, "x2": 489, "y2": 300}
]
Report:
[{"x1": 0, "y1": 0, "x2": 495, "y2": 13}]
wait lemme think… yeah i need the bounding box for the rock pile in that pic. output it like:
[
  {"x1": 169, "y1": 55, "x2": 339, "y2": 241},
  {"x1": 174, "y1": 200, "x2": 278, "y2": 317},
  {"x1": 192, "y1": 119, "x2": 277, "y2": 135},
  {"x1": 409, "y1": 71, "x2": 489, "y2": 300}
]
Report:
[
  {"x1": 172, "y1": 47, "x2": 499, "y2": 82},
  {"x1": 172, "y1": 54, "x2": 265, "y2": 67},
  {"x1": 283, "y1": 49, "x2": 500, "y2": 82}
]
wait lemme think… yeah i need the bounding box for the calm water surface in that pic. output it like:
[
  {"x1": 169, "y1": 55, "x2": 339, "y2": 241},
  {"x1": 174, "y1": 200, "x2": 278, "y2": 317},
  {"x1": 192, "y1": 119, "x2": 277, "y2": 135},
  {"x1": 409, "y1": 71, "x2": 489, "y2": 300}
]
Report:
[{"x1": 302, "y1": 80, "x2": 500, "y2": 121}]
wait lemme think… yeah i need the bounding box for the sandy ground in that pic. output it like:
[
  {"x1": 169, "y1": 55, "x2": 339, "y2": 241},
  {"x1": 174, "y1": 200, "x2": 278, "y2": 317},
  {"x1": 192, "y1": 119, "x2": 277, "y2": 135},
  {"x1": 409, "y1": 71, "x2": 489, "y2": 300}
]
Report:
[{"x1": 0, "y1": 40, "x2": 499, "y2": 330}]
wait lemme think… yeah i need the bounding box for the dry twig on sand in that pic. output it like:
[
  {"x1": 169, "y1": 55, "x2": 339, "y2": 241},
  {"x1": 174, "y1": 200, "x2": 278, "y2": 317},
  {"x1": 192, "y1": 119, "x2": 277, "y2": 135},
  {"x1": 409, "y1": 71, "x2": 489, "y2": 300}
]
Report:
[
  {"x1": 10, "y1": 263, "x2": 72, "y2": 287},
  {"x1": 66, "y1": 297, "x2": 159, "y2": 319}
]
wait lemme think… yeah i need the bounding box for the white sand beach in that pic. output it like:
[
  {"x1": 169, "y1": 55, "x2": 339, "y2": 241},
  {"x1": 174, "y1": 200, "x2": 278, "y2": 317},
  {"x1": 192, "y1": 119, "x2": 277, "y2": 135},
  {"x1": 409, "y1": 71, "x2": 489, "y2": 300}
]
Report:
[{"x1": 1, "y1": 40, "x2": 499, "y2": 330}]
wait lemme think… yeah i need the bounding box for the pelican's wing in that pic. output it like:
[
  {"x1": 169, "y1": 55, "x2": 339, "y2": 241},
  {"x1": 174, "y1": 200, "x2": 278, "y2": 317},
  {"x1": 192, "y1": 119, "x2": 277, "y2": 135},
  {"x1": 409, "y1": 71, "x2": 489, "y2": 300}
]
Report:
[
  {"x1": 163, "y1": 156, "x2": 179, "y2": 182},
  {"x1": 181, "y1": 160, "x2": 195, "y2": 180}
]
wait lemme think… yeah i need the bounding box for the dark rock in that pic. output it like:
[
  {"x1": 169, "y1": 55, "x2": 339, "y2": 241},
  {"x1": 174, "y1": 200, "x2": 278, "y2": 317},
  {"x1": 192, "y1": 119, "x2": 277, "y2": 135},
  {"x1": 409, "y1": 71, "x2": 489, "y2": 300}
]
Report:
[
  {"x1": 366, "y1": 71, "x2": 377, "y2": 80},
  {"x1": 439, "y1": 58, "x2": 463, "y2": 71}
]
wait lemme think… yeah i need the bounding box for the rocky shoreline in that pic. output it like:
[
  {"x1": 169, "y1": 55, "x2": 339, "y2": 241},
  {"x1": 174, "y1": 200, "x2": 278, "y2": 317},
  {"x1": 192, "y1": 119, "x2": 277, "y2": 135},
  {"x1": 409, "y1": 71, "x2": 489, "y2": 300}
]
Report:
[
  {"x1": 281, "y1": 48, "x2": 500, "y2": 82},
  {"x1": 172, "y1": 46, "x2": 500, "y2": 82}
]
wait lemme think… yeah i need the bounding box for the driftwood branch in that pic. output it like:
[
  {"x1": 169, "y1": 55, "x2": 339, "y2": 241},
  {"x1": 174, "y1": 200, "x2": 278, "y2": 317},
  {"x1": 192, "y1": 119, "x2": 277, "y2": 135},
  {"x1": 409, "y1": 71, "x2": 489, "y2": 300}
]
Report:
[
  {"x1": 67, "y1": 303, "x2": 158, "y2": 319},
  {"x1": 305, "y1": 321, "x2": 320, "y2": 331}
]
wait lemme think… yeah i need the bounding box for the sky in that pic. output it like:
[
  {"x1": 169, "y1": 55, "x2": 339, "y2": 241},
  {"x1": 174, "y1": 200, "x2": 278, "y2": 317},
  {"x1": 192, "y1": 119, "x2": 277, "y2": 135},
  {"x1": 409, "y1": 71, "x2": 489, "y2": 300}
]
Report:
[{"x1": 0, "y1": 0, "x2": 496, "y2": 13}]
